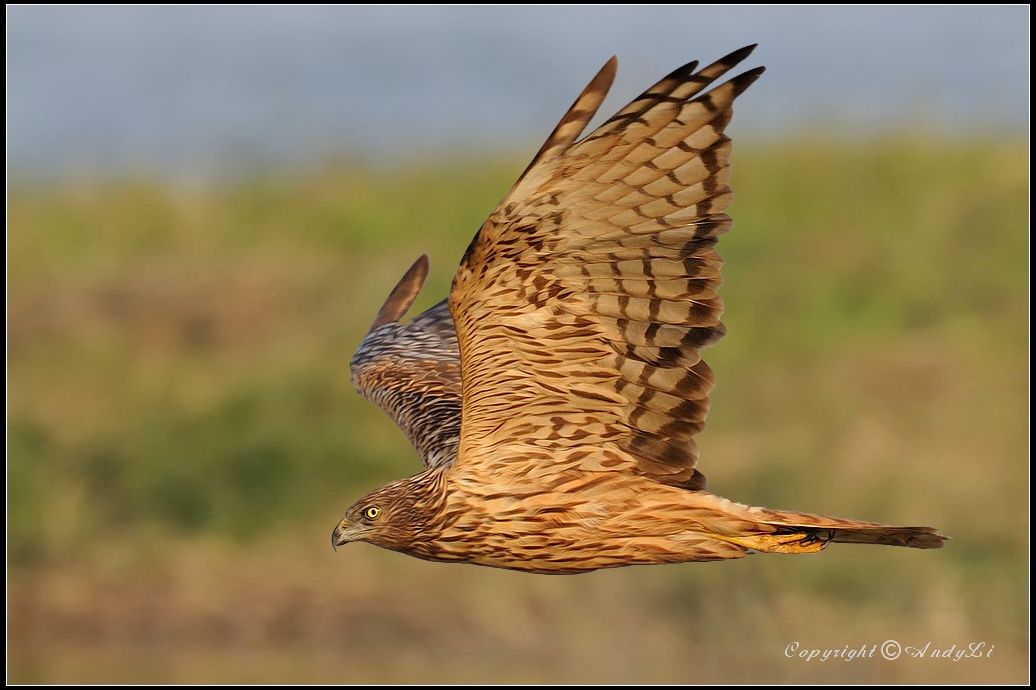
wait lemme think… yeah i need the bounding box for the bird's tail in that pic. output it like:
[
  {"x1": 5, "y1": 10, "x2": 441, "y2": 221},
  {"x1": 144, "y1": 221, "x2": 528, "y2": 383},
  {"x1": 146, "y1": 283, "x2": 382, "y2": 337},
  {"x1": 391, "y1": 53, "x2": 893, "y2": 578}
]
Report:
[{"x1": 709, "y1": 504, "x2": 948, "y2": 554}]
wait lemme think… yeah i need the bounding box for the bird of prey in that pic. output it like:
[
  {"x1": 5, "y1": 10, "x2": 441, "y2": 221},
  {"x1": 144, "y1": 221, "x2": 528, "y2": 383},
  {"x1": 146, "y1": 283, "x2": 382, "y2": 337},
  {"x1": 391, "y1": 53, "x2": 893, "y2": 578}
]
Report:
[{"x1": 333, "y1": 45, "x2": 947, "y2": 574}]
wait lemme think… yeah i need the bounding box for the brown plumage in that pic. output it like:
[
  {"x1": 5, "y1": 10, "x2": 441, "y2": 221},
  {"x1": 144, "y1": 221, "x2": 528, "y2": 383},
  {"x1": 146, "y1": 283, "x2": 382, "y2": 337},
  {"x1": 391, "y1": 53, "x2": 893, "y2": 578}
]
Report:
[
  {"x1": 351, "y1": 256, "x2": 461, "y2": 470},
  {"x1": 335, "y1": 45, "x2": 947, "y2": 574}
]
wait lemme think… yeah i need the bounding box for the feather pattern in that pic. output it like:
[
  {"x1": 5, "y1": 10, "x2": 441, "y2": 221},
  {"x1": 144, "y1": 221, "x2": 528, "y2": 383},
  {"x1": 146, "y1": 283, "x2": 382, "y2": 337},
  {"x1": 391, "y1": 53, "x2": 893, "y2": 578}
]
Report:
[
  {"x1": 450, "y1": 47, "x2": 764, "y2": 490},
  {"x1": 350, "y1": 256, "x2": 461, "y2": 470}
]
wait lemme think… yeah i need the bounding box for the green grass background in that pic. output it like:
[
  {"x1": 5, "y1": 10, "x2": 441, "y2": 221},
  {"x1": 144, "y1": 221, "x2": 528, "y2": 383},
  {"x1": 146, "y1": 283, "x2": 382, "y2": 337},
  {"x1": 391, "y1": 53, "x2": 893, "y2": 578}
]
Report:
[{"x1": 7, "y1": 137, "x2": 1029, "y2": 683}]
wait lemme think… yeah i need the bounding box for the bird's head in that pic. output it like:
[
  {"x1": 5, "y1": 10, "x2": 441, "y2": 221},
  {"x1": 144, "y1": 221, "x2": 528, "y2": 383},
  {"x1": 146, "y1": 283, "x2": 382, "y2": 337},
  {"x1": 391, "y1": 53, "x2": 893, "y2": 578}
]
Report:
[{"x1": 331, "y1": 474, "x2": 443, "y2": 553}]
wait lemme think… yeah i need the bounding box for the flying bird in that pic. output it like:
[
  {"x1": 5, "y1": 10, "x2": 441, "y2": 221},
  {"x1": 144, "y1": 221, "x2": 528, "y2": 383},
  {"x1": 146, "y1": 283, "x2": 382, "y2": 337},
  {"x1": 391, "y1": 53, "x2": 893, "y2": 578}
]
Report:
[{"x1": 334, "y1": 46, "x2": 947, "y2": 574}]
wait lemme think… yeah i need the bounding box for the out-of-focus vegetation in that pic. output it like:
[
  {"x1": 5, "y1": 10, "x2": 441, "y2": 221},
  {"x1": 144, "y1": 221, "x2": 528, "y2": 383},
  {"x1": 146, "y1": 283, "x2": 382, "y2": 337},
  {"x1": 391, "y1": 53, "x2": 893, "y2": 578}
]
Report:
[{"x1": 7, "y1": 138, "x2": 1028, "y2": 683}]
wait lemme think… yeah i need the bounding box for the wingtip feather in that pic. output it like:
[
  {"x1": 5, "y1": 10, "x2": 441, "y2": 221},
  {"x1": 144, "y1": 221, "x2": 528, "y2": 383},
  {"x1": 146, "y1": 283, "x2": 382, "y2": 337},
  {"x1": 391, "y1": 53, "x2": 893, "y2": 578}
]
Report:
[{"x1": 368, "y1": 255, "x2": 430, "y2": 331}]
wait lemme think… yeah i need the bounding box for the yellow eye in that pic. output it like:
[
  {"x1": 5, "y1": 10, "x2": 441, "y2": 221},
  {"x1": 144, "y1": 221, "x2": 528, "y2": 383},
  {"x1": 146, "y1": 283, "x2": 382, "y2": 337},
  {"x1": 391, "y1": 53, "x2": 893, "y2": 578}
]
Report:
[{"x1": 363, "y1": 506, "x2": 381, "y2": 520}]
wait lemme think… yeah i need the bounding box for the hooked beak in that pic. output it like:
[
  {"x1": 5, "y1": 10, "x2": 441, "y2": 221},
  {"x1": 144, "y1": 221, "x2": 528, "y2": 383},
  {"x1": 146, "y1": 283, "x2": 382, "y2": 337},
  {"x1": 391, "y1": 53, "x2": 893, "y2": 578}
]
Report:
[{"x1": 332, "y1": 518, "x2": 352, "y2": 551}]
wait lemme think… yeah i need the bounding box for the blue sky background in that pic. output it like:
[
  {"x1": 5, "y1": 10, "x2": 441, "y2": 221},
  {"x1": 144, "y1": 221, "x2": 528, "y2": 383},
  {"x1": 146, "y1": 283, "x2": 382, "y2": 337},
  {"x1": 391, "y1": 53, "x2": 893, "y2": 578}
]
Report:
[{"x1": 8, "y1": 6, "x2": 1029, "y2": 179}]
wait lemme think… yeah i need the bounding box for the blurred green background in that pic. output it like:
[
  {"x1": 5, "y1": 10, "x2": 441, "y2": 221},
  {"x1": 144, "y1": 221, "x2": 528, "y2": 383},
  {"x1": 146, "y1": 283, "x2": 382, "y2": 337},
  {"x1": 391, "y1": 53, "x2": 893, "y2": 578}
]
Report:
[{"x1": 8, "y1": 138, "x2": 1028, "y2": 683}]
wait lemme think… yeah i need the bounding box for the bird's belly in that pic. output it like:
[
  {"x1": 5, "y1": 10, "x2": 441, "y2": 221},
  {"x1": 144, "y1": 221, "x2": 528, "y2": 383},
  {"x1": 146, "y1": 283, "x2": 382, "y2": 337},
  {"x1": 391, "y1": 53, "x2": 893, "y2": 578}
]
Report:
[{"x1": 418, "y1": 485, "x2": 746, "y2": 574}]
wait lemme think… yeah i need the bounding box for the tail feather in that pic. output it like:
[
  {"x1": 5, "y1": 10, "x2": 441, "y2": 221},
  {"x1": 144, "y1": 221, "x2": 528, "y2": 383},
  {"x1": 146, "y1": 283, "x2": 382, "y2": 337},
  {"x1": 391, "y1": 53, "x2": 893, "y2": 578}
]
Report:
[
  {"x1": 715, "y1": 506, "x2": 949, "y2": 554},
  {"x1": 818, "y1": 524, "x2": 946, "y2": 549}
]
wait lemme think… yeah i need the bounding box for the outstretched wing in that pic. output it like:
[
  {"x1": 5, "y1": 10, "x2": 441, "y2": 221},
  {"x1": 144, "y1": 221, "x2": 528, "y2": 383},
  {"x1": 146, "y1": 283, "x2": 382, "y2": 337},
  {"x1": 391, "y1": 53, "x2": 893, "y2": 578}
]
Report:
[
  {"x1": 351, "y1": 255, "x2": 462, "y2": 470},
  {"x1": 449, "y1": 47, "x2": 764, "y2": 489}
]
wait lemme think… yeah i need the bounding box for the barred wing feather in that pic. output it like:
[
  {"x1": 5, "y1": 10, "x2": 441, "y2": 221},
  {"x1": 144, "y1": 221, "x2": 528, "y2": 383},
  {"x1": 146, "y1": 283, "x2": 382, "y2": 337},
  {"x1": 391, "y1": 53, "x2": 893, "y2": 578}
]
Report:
[{"x1": 450, "y1": 47, "x2": 765, "y2": 489}]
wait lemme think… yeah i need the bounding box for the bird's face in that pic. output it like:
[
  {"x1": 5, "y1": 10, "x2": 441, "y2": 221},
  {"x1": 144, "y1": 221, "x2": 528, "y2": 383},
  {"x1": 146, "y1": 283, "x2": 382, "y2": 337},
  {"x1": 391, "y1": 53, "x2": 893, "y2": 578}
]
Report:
[{"x1": 331, "y1": 478, "x2": 436, "y2": 552}]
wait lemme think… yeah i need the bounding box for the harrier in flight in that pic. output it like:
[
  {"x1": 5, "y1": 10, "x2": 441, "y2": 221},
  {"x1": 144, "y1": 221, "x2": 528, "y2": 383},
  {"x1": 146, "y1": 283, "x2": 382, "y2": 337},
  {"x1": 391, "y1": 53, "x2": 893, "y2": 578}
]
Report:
[{"x1": 333, "y1": 46, "x2": 947, "y2": 573}]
